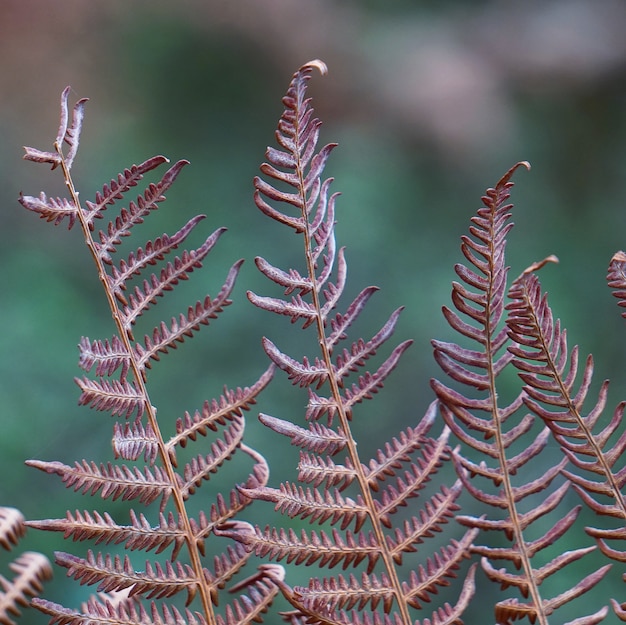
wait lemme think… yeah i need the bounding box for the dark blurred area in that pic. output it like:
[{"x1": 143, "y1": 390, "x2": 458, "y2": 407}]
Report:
[{"x1": 3, "y1": 0, "x2": 626, "y2": 622}]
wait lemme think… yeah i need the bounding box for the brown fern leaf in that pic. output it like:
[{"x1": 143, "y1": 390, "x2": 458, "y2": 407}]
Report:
[
  {"x1": 220, "y1": 59, "x2": 476, "y2": 625},
  {"x1": 27, "y1": 510, "x2": 188, "y2": 561},
  {"x1": 607, "y1": 251, "x2": 626, "y2": 317},
  {"x1": 506, "y1": 259, "x2": 626, "y2": 615},
  {"x1": 55, "y1": 551, "x2": 197, "y2": 604},
  {"x1": 0, "y1": 509, "x2": 25, "y2": 552},
  {"x1": 258, "y1": 413, "x2": 348, "y2": 456},
  {"x1": 431, "y1": 163, "x2": 608, "y2": 624},
  {"x1": 0, "y1": 507, "x2": 52, "y2": 625},
  {"x1": 32, "y1": 594, "x2": 209, "y2": 625},
  {"x1": 112, "y1": 420, "x2": 159, "y2": 464},
  {"x1": 107, "y1": 213, "x2": 208, "y2": 298},
  {"x1": 0, "y1": 552, "x2": 53, "y2": 625},
  {"x1": 223, "y1": 523, "x2": 381, "y2": 573},
  {"x1": 22, "y1": 88, "x2": 279, "y2": 625},
  {"x1": 79, "y1": 335, "x2": 130, "y2": 379}
]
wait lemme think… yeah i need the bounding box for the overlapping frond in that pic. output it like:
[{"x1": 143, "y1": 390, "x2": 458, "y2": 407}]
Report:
[
  {"x1": 0, "y1": 507, "x2": 52, "y2": 625},
  {"x1": 220, "y1": 59, "x2": 477, "y2": 625},
  {"x1": 431, "y1": 164, "x2": 608, "y2": 624},
  {"x1": 507, "y1": 258, "x2": 626, "y2": 618},
  {"x1": 607, "y1": 251, "x2": 626, "y2": 318},
  {"x1": 21, "y1": 87, "x2": 279, "y2": 625}
]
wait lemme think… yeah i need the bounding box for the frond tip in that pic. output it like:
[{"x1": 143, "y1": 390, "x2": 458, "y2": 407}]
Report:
[
  {"x1": 239, "y1": 58, "x2": 479, "y2": 625},
  {"x1": 302, "y1": 59, "x2": 328, "y2": 76}
]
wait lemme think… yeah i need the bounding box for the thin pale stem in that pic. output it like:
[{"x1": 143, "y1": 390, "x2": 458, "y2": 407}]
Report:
[
  {"x1": 294, "y1": 162, "x2": 412, "y2": 625},
  {"x1": 519, "y1": 278, "x2": 626, "y2": 517},
  {"x1": 56, "y1": 143, "x2": 217, "y2": 625},
  {"x1": 484, "y1": 226, "x2": 546, "y2": 625}
]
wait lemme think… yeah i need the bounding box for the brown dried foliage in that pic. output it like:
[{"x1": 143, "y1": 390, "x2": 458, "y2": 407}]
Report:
[
  {"x1": 0, "y1": 508, "x2": 52, "y2": 625},
  {"x1": 12, "y1": 59, "x2": 626, "y2": 625},
  {"x1": 19, "y1": 86, "x2": 279, "y2": 625}
]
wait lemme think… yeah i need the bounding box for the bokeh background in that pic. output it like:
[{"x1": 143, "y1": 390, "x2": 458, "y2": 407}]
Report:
[{"x1": 3, "y1": 0, "x2": 626, "y2": 623}]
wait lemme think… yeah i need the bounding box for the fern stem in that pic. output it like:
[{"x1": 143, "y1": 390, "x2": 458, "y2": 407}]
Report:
[
  {"x1": 294, "y1": 149, "x2": 412, "y2": 625},
  {"x1": 482, "y1": 222, "x2": 547, "y2": 625},
  {"x1": 55, "y1": 143, "x2": 218, "y2": 625},
  {"x1": 516, "y1": 275, "x2": 626, "y2": 517}
]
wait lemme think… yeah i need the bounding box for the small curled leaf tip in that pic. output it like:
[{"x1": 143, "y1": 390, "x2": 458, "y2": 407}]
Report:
[
  {"x1": 303, "y1": 59, "x2": 328, "y2": 76},
  {"x1": 521, "y1": 254, "x2": 559, "y2": 275},
  {"x1": 497, "y1": 160, "x2": 531, "y2": 188}
]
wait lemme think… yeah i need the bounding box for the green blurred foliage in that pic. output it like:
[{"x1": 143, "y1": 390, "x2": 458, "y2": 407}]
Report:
[{"x1": 3, "y1": 1, "x2": 626, "y2": 622}]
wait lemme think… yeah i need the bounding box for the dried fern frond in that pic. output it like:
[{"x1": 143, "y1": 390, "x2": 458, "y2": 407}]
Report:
[
  {"x1": 0, "y1": 507, "x2": 52, "y2": 625},
  {"x1": 219, "y1": 59, "x2": 477, "y2": 625},
  {"x1": 505, "y1": 254, "x2": 626, "y2": 620},
  {"x1": 21, "y1": 87, "x2": 278, "y2": 625},
  {"x1": 432, "y1": 164, "x2": 609, "y2": 625}
]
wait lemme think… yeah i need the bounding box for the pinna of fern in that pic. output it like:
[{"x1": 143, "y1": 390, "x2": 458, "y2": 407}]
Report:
[
  {"x1": 431, "y1": 163, "x2": 611, "y2": 625},
  {"x1": 217, "y1": 59, "x2": 478, "y2": 625},
  {"x1": 503, "y1": 251, "x2": 626, "y2": 621},
  {"x1": 0, "y1": 507, "x2": 52, "y2": 625},
  {"x1": 19, "y1": 86, "x2": 280, "y2": 625}
]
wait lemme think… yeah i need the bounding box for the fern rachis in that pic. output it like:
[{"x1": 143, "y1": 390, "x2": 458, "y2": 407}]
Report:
[
  {"x1": 19, "y1": 85, "x2": 279, "y2": 625},
  {"x1": 217, "y1": 59, "x2": 478, "y2": 625},
  {"x1": 431, "y1": 164, "x2": 613, "y2": 625}
]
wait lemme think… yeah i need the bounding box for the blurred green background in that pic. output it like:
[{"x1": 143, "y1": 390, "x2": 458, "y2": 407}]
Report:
[{"x1": 3, "y1": 0, "x2": 626, "y2": 623}]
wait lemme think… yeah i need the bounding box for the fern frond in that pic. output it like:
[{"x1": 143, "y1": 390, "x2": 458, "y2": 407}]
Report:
[
  {"x1": 135, "y1": 276, "x2": 242, "y2": 367},
  {"x1": 607, "y1": 250, "x2": 626, "y2": 317},
  {"x1": 167, "y1": 367, "x2": 274, "y2": 465},
  {"x1": 26, "y1": 459, "x2": 173, "y2": 510},
  {"x1": 0, "y1": 507, "x2": 52, "y2": 625},
  {"x1": 22, "y1": 87, "x2": 280, "y2": 625},
  {"x1": 507, "y1": 266, "x2": 626, "y2": 516},
  {"x1": 297, "y1": 453, "x2": 357, "y2": 490},
  {"x1": 401, "y1": 529, "x2": 478, "y2": 610},
  {"x1": 108, "y1": 213, "x2": 207, "y2": 298},
  {"x1": 79, "y1": 335, "x2": 130, "y2": 379},
  {"x1": 240, "y1": 483, "x2": 369, "y2": 533},
  {"x1": 178, "y1": 417, "x2": 245, "y2": 498},
  {"x1": 83, "y1": 155, "x2": 170, "y2": 229},
  {"x1": 224, "y1": 59, "x2": 477, "y2": 625},
  {"x1": 55, "y1": 550, "x2": 196, "y2": 603},
  {"x1": 0, "y1": 509, "x2": 25, "y2": 552},
  {"x1": 120, "y1": 229, "x2": 232, "y2": 329},
  {"x1": 305, "y1": 340, "x2": 413, "y2": 424},
  {"x1": 385, "y1": 482, "x2": 464, "y2": 561},
  {"x1": 505, "y1": 257, "x2": 626, "y2": 618},
  {"x1": 218, "y1": 522, "x2": 381, "y2": 573},
  {"x1": 0, "y1": 552, "x2": 53, "y2": 625},
  {"x1": 432, "y1": 163, "x2": 608, "y2": 624}
]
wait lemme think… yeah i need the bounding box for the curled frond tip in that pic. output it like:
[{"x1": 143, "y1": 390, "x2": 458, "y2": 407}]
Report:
[
  {"x1": 521, "y1": 254, "x2": 559, "y2": 275},
  {"x1": 499, "y1": 160, "x2": 531, "y2": 186},
  {"x1": 302, "y1": 59, "x2": 328, "y2": 76}
]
